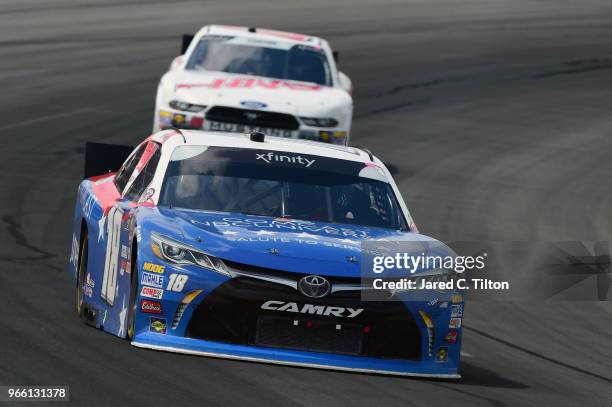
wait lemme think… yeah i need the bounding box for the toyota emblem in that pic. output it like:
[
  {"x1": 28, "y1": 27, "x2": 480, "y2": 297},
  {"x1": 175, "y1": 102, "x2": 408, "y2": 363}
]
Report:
[{"x1": 298, "y1": 275, "x2": 331, "y2": 298}]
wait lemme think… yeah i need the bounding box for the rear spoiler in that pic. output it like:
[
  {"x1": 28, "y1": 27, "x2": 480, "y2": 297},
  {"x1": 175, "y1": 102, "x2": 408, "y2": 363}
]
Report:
[{"x1": 84, "y1": 142, "x2": 133, "y2": 179}]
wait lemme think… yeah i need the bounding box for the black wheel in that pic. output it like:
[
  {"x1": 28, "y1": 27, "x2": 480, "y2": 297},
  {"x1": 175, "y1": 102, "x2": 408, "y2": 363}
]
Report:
[
  {"x1": 76, "y1": 234, "x2": 88, "y2": 317},
  {"x1": 126, "y1": 241, "x2": 138, "y2": 340}
]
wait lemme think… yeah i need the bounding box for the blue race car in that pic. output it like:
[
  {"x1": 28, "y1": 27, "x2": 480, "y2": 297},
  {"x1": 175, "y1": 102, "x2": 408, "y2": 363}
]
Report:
[{"x1": 69, "y1": 129, "x2": 463, "y2": 378}]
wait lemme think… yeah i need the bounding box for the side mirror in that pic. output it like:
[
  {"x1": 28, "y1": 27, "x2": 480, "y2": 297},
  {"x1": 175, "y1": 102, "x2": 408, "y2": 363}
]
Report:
[
  {"x1": 332, "y1": 50, "x2": 339, "y2": 64},
  {"x1": 181, "y1": 34, "x2": 194, "y2": 54},
  {"x1": 337, "y1": 71, "x2": 352, "y2": 94}
]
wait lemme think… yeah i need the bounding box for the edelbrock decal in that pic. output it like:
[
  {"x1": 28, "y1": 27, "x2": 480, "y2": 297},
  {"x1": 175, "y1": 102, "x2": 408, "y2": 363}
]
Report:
[
  {"x1": 261, "y1": 300, "x2": 364, "y2": 318},
  {"x1": 141, "y1": 299, "x2": 163, "y2": 314}
]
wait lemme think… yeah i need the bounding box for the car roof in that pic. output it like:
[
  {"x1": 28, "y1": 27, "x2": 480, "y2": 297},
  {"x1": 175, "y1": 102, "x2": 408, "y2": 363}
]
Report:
[
  {"x1": 149, "y1": 129, "x2": 373, "y2": 163},
  {"x1": 199, "y1": 25, "x2": 325, "y2": 47}
]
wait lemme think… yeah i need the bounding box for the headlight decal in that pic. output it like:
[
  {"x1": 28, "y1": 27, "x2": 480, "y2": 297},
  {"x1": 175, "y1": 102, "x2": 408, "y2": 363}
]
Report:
[
  {"x1": 299, "y1": 116, "x2": 339, "y2": 127},
  {"x1": 151, "y1": 232, "x2": 230, "y2": 276},
  {"x1": 169, "y1": 100, "x2": 207, "y2": 112}
]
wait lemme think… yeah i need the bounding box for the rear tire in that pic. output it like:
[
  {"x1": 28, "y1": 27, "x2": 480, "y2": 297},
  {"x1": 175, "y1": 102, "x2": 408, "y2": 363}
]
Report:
[
  {"x1": 126, "y1": 242, "x2": 138, "y2": 340},
  {"x1": 75, "y1": 234, "x2": 88, "y2": 317}
]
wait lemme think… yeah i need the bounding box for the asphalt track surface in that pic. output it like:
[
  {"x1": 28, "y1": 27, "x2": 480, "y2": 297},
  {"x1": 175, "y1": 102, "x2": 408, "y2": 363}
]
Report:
[{"x1": 1, "y1": 1, "x2": 612, "y2": 406}]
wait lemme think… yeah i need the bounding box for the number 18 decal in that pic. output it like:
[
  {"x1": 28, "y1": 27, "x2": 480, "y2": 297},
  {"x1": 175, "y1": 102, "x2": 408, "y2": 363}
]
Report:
[{"x1": 167, "y1": 274, "x2": 188, "y2": 292}]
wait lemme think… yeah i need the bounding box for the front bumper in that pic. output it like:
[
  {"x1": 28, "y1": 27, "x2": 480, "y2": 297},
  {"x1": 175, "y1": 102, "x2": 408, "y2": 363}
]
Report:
[
  {"x1": 133, "y1": 254, "x2": 463, "y2": 378},
  {"x1": 156, "y1": 108, "x2": 349, "y2": 145}
]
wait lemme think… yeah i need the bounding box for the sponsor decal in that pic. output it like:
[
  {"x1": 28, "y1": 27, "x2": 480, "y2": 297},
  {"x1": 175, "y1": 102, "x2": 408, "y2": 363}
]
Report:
[
  {"x1": 451, "y1": 293, "x2": 463, "y2": 304},
  {"x1": 142, "y1": 262, "x2": 165, "y2": 274},
  {"x1": 141, "y1": 286, "x2": 163, "y2": 300},
  {"x1": 445, "y1": 330, "x2": 458, "y2": 344},
  {"x1": 149, "y1": 317, "x2": 167, "y2": 334},
  {"x1": 190, "y1": 217, "x2": 371, "y2": 239},
  {"x1": 318, "y1": 131, "x2": 347, "y2": 142},
  {"x1": 141, "y1": 272, "x2": 164, "y2": 288},
  {"x1": 255, "y1": 152, "x2": 316, "y2": 168},
  {"x1": 136, "y1": 225, "x2": 142, "y2": 242},
  {"x1": 141, "y1": 299, "x2": 163, "y2": 314},
  {"x1": 159, "y1": 110, "x2": 173, "y2": 126},
  {"x1": 451, "y1": 304, "x2": 463, "y2": 318},
  {"x1": 240, "y1": 100, "x2": 267, "y2": 109},
  {"x1": 174, "y1": 113, "x2": 186, "y2": 124},
  {"x1": 121, "y1": 245, "x2": 129, "y2": 259},
  {"x1": 261, "y1": 300, "x2": 364, "y2": 318},
  {"x1": 223, "y1": 236, "x2": 361, "y2": 251},
  {"x1": 176, "y1": 78, "x2": 320, "y2": 91},
  {"x1": 120, "y1": 259, "x2": 126, "y2": 276},
  {"x1": 449, "y1": 317, "x2": 462, "y2": 328},
  {"x1": 84, "y1": 285, "x2": 93, "y2": 298},
  {"x1": 436, "y1": 347, "x2": 449, "y2": 362}
]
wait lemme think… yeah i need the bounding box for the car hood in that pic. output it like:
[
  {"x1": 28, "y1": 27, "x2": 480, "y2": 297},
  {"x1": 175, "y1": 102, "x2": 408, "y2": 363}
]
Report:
[
  {"x1": 156, "y1": 208, "x2": 447, "y2": 277},
  {"x1": 166, "y1": 70, "x2": 351, "y2": 116}
]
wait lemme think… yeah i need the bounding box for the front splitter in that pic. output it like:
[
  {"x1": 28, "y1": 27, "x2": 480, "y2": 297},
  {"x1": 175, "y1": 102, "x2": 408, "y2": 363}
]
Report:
[{"x1": 132, "y1": 332, "x2": 461, "y2": 379}]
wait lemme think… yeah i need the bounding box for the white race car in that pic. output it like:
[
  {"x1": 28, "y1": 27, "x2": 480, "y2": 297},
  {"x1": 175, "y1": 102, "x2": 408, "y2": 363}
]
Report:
[{"x1": 153, "y1": 25, "x2": 353, "y2": 145}]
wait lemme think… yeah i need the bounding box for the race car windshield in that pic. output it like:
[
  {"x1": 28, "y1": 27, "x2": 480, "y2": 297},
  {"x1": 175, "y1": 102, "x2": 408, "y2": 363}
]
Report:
[
  {"x1": 185, "y1": 36, "x2": 332, "y2": 86},
  {"x1": 159, "y1": 146, "x2": 408, "y2": 231}
]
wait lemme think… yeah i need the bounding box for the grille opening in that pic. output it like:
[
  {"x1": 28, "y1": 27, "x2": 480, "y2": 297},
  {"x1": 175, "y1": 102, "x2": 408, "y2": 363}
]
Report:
[
  {"x1": 186, "y1": 277, "x2": 422, "y2": 360},
  {"x1": 256, "y1": 316, "x2": 364, "y2": 355}
]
